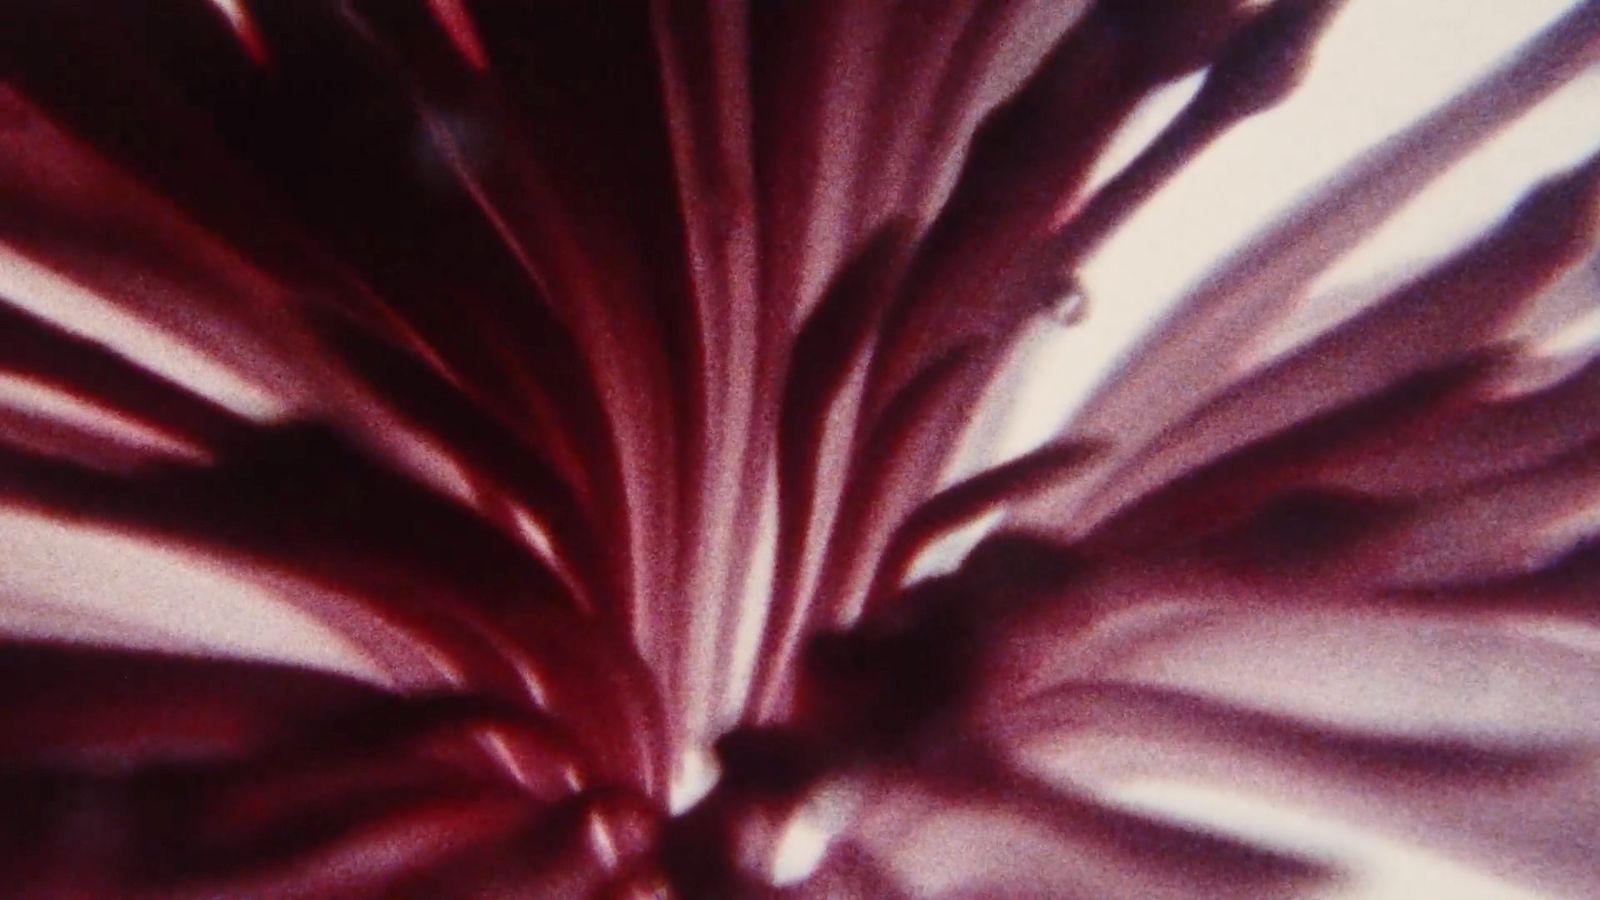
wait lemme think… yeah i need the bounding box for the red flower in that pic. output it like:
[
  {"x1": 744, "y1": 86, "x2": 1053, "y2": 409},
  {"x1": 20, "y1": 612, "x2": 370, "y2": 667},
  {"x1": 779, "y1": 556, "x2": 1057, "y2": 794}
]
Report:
[{"x1": 2, "y1": 0, "x2": 1599, "y2": 896}]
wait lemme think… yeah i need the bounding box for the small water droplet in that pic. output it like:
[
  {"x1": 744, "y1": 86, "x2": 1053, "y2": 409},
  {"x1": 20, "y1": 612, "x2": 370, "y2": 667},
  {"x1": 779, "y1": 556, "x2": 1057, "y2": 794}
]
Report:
[{"x1": 1044, "y1": 275, "x2": 1089, "y2": 327}]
